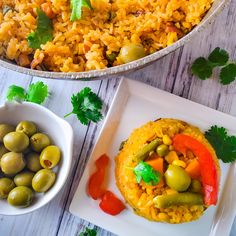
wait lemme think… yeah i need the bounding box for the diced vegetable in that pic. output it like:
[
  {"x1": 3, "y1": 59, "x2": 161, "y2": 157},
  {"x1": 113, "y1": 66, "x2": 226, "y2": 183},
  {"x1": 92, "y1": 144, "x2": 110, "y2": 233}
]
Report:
[
  {"x1": 99, "y1": 190, "x2": 126, "y2": 215},
  {"x1": 165, "y1": 151, "x2": 179, "y2": 164},
  {"x1": 88, "y1": 154, "x2": 109, "y2": 200},
  {"x1": 154, "y1": 192, "x2": 203, "y2": 208},
  {"x1": 173, "y1": 134, "x2": 218, "y2": 205},
  {"x1": 185, "y1": 159, "x2": 201, "y2": 179},
  {"x1": 162, "y1": 135, "x2": 172, "y2": 145},
  {"x1": 145, "y1": 157, "x2": 163, "y2": 173},
  {"x1": 172, "y1": 159, "x2": 186, "y2": 168}
]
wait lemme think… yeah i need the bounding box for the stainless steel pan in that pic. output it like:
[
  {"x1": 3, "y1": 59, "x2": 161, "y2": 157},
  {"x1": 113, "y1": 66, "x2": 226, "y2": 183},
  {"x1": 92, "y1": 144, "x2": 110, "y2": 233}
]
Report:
[{"x1": 0, "y1": 0, "x2": 229, "y2": 80}]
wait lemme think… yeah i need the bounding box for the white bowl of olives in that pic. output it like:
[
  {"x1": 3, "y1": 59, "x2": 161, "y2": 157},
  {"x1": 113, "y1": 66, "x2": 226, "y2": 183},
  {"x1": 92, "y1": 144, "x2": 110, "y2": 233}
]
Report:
[{"x1": 0, "y1": 102, "x2": 73, "y2": 215}]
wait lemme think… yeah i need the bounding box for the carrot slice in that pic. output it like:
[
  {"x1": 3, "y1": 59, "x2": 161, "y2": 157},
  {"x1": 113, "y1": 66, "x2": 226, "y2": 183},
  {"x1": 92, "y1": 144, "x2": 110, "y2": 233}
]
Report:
[
  {"x1": 185, "y1": 159, "x2": 201, "y2": 179},
  {"x1": 145, "y1": 157, "x2": 163, "y2": 174}
]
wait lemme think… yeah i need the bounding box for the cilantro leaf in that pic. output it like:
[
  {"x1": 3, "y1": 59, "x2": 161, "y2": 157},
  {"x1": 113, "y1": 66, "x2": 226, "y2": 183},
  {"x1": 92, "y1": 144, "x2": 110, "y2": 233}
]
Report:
[
  {"x1": 65, "y1": 87, "x2": 103, "y2": 125},
  {"x1": 6, "y1": 85, "x2": 27, "y2": 101},
  {"x1": 133, "y1": 161, "x2": 161, "y2": 185},
  {"x1": 79, "y1": 227, "x2": 97, "y2": 236},
  {"x1": 6, "y1": 81, "x2": 48, "y2": 104},
  {"x1": 219, "y1": 63, "x2": 236, "y2": 85},
  {"x1": 208, "y1": 47, "x2": 229, "y2": 67},
  {"x1": 70, "y1": 0, "x2": 92, "y2": 21},
  {"x1": 27, "y1": 9, "x2": 53, "y2": 49},
  {"x1": 205, "y1": 126, "x2": 236, "y2": 163},
  {"x1": 191, "y1": 57, "x2": 213, "y2": 80},
  {"x1": 26, "y1": 81, "x2": 48, "y2": 104}
]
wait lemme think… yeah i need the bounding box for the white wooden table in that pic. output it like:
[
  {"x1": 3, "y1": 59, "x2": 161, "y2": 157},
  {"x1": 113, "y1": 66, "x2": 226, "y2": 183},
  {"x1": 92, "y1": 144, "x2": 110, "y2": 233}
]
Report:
[{"x1": 1, "y1": 0, "x2": 236, "y2": 235}]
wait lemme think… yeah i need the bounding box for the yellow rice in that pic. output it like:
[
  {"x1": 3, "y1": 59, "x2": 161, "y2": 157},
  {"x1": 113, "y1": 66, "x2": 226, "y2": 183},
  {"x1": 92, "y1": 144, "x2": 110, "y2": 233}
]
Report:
[
  {"x1": 0, "y1": 0, "x2": 214, "y2": 72},
  {"x1": 115, "y1": 119, "x2": 220, "y2": 223}
]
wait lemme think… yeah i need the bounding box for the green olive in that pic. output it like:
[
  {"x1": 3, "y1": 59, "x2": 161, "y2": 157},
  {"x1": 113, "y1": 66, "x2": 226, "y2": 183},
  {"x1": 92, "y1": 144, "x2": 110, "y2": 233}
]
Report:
[
  {"x1": 30, "y1": 133, "x2": 51, "y2": 152},
  {"x1": 14, "y1": 171, "x2": 34, "y2": 187},
  {"x1": 0, "y1": 144, "x2": 8, "y2": 158},
  {"x1": 0, "y1": 124, "x2": 15, "y2": 143},
  {"x1": 119, "y1": 43, "x2": 146, "y2": 63},
  {"x1": 0, "y1": 177, "x2": 16, "y2": 198},
  {"x1": 40, "y1": 145, "x2": 61, "y2": 169},
  {"x1": 8, "y1": 186, "x2": 33, "y2": 208},
  {"x1": 156, "y1": 144, "x2": 169, "y2": 157},
  {"x1": 189, "y1": 179, "x2": 202, "y2": 193},
  {"x1": 3, "y1": 131, "x2": 29, "y2": 152},
  {"x1": 0, "y1": 152, "x2": 25, "y2": 175},
  {"x1": 16, "y1": 121, "x2": 37, "y2": 137},
  {"x1": 26, "y1": 152, "x2": 42, "y2": 172},
  {"x1": 164, "y1": 165, "x2": 191, "y2": 192},
  {"x1": 32, "y1": 169, "x2": 56, "y2": 192}
]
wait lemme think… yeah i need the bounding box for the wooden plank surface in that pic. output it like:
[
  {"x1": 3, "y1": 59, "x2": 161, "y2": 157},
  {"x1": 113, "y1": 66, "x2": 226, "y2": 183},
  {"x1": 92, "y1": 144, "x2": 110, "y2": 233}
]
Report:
[{"x1": 0, "y1": 0, "x2": 236, "y2": 235}]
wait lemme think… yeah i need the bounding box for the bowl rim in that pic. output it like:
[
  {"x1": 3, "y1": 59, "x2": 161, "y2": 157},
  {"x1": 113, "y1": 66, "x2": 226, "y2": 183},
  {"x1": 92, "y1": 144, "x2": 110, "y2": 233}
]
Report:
[
  {"x1": 0, "y1": 101, "x2": 74, "y2": 215},
  {"x1": 0, "y1": 0, "x2": 229, "y2": 80}
]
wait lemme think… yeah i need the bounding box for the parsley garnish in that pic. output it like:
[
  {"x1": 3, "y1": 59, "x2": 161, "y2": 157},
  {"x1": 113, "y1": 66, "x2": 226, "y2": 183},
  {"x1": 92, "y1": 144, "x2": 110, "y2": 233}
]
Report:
[
  {"x1": 133, "y1": 161, "x2": 161, "y2": 185},
  {"x1": 6, "y1": 81, "x2": 48, "y2": 104},
  {"x1": 191, "y1": 47, "x2": 236, "y2": 85},
  {"x1": 64, "y1": 87, "x2": 103, "y2": 125},
  {"x1": 27, "y1": 9, "x2": 53, "y2": 49},
  {"x1": 70, "y1": 0, "x2": 92, "y2": 21},
  {"x1": 205, "y1": 126, "x2": 236, "y2": 163},
  {"x1": 79, "y1": 227, "x2": 97, "y2": 236},
  {"x1": 6, "y1": 85, "x2": 26, "y2": 101},
  {"x1": 26, "y1": 82, "x2": 48, "y2": 104}
]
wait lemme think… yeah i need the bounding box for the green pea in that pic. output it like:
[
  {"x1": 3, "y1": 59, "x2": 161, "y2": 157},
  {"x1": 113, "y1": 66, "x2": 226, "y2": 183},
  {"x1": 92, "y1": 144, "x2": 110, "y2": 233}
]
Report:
[
  {"x1": 189, "y1": 179, "x2": 202, "y2": 193},
  {"x1": 156, "y1": 144, "x2": 169, "y2": 157}
]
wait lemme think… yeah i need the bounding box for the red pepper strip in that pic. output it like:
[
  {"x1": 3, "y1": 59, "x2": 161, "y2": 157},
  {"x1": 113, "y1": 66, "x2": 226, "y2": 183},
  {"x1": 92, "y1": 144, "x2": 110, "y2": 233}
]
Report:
[
  {"x1": 172, "y1": 134, "x2": 218, "y2": 206},
  {"x1": 88, "y1": 154, "x2": 110, "y2": 200},
  {"x1": 99, "y1": 190, "x2": 126, "y2": 215}
]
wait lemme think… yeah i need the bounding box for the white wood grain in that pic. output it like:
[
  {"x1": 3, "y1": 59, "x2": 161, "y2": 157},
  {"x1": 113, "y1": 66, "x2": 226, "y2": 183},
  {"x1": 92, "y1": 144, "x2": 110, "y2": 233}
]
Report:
[{"x1": 0, "y1": 0, "x2": 236, "y2": 235}]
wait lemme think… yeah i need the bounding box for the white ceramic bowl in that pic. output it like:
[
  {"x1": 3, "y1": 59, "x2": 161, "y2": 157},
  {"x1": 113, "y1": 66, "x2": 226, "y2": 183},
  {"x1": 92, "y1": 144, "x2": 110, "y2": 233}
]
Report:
[{"x1": 0, "y1": 102, "x2": 73, "y2": 215}]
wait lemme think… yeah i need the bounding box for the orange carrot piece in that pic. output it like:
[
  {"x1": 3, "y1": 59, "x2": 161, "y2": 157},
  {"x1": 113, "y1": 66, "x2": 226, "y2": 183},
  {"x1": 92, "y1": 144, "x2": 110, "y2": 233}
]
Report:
[
  {"x1": 145, "y1": 157, "x2": 164, "y2": 174},
  {"x1": 185, "y1": 159, "x2": 201, "y2": 179}
]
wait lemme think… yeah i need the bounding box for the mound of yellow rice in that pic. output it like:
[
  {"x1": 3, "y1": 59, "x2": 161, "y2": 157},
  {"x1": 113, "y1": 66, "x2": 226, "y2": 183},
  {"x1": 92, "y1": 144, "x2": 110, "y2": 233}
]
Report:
[
  {"x1": 0, "y1": 0, "x2": 214, "y2": 72},
  {"x1": 115, "y1": 119, "x2": 220, "y2": 223}
]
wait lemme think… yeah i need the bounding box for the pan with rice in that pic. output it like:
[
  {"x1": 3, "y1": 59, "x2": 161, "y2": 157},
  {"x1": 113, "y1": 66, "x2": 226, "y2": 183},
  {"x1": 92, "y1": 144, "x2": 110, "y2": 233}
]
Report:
[{"x1": 0, "y1": 0, "x2": 218, "y2": 74}]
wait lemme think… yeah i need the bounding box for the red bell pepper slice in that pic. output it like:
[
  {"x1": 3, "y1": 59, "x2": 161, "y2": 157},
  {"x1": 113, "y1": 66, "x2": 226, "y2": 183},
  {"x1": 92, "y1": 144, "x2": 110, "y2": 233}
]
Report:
[
  {"x1": 99, "y1": 190, "x2": 126, "y2": 215},
  {"x1": 172, "y1": 134, "x2": 218, "y2": 206},
  {"x1": 88, "y1": 154, "x2": 109, "y2": 200}
]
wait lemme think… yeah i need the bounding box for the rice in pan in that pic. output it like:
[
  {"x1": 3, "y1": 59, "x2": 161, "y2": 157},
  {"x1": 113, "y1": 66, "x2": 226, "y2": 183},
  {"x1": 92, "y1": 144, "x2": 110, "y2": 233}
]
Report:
[{"x1": 0, "y1": 0, "x2": 214, "y2": 72}]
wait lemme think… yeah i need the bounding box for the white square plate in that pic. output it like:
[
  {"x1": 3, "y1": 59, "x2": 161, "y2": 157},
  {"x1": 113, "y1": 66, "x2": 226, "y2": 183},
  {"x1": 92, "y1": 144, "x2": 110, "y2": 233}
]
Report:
[{"x1": 70, "y1": 78, "x2": 236, "y2": 236}]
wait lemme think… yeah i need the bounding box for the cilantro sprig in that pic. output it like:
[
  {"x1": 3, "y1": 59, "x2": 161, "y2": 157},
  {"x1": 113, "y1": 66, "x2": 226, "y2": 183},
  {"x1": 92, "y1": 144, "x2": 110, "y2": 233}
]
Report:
[
  {"x1": 70, "y1": 0, "x2": 92, "y2": 21},
  {"x1": 191, "y1": 47, "x2": 236, "y2": 85},
  {"x1": 6, "y1": 81, "x2": 48, "y2": 104},
  {"x1": 27, "y1": 9, "x2": 53, "y2": 49},
  {"x1": 205, "y1": 126, "x2": 236, "y2": 163},
  {"x1": 133, "y1": 161, "x2": 161, "y2": 185},
  {"x1": 64, "y1": 87, "x2": 103, "y2": 125},
  {"x1": 79, "y1": 227, "x2": 97, "y2": 236}
]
